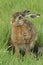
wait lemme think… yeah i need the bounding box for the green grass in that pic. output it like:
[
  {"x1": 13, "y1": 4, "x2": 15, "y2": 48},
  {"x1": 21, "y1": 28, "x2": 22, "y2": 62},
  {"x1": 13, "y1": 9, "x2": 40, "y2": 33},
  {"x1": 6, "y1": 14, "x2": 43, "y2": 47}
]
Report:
[{"x1": 0, "y1": 0, "x2": 43, "y2": 65}]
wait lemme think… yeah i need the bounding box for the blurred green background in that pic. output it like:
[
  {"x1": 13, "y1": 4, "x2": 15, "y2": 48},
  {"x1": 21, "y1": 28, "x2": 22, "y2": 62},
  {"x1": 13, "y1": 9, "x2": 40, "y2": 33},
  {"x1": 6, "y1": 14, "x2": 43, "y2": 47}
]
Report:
[{"x1": 0, "y1": 0, "x2": 43, "y2": 65}]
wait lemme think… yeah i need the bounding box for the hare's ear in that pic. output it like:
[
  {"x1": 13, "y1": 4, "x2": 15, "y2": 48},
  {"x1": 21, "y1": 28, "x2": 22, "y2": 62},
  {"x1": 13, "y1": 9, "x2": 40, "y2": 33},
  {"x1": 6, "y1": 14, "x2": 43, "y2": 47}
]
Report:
[
  {"x1": 22, "y1": 10, "x2": 30, "y2": 16},
  {"x1": 22, "y1": 10, "x2": 30, "y2": 13},
  {"x1": 25, "y1": 14, "x2": 40, "y2": 18}
]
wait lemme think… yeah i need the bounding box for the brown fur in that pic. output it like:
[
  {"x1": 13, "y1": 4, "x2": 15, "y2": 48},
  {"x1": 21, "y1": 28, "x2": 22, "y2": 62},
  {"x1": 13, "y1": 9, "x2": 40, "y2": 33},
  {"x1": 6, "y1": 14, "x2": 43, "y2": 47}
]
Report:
[{"x1": 11, "y1": 12, "x2": 37, "y2": 55}]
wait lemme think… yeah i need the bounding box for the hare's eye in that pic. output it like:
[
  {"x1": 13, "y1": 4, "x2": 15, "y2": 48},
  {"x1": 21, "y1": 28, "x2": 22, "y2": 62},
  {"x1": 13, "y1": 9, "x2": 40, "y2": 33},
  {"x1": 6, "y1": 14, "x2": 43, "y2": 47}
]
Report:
[{"x1": 19, "y1": 16, "x2": 22, "y2": 19}]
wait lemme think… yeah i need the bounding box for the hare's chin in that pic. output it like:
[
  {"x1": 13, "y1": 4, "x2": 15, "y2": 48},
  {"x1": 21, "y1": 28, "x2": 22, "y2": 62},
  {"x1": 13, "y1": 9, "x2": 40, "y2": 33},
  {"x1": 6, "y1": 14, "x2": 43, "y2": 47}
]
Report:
[
  {"x1": 18, "y1": 21, "x2": 24, "y2": 25},
  {"x1": 19, "y1": 21, "x2": 23, "y2": 24}
]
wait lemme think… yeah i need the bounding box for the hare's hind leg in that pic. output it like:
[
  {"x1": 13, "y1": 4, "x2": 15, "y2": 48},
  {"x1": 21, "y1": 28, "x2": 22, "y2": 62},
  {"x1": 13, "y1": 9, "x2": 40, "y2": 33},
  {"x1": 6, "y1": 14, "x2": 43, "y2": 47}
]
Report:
[{"x1": 12, "y1": 45, "x2": 15, "y2": 54}]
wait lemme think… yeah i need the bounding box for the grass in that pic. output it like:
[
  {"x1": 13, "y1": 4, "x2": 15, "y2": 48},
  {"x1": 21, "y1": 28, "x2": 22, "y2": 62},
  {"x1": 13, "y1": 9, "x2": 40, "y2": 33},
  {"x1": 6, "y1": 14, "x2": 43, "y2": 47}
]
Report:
[{"x1": 0, "y1": 0, "x2": 43, "y2": 65}]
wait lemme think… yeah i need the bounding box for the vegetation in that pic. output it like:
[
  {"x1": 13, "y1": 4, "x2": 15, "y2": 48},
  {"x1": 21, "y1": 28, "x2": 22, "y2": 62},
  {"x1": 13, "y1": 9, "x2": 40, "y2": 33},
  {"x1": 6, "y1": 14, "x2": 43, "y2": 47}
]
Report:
[{"x1": 0, "y1": 0, "x2": 43, "y2": 65}]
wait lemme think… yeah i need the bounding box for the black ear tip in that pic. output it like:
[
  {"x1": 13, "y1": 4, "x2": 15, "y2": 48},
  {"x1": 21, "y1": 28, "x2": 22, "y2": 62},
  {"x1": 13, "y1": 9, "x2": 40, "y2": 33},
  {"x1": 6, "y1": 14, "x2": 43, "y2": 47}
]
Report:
[{"x1": 37, "y1": 14, "x2": 40, "y2": 16}]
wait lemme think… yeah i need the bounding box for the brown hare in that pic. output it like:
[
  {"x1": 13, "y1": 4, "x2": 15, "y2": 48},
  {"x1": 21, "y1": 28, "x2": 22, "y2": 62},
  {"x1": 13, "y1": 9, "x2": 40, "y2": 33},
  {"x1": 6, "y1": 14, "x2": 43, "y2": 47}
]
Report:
[{"x1": 11, "y1": 10, "x2": 40, "y2": 56}]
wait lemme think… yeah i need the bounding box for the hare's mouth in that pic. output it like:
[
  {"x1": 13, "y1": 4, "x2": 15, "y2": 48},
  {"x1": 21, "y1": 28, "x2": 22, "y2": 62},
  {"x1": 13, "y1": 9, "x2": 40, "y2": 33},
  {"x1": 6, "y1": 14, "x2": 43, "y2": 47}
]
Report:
[{"x1": 17, "y1": 20, "x2": 24, "y2": 26}]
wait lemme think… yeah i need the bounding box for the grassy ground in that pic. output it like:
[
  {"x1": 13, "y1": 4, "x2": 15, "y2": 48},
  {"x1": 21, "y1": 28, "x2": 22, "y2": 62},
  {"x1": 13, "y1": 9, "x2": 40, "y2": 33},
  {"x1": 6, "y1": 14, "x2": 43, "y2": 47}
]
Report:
[{"x1": 0, "y1": 0, "x2": 43, "y2": 65}]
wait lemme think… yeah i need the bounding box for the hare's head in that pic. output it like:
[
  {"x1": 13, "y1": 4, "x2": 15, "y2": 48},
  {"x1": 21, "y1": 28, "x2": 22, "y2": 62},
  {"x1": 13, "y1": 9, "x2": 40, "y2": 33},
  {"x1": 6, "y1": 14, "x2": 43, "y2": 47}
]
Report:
[
  {"x1": 11, "y1": 10, "x2": 30, "y2": 26},
  {"x1": 11, "y1": 10, "x2": 40, "y2": 26}
]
